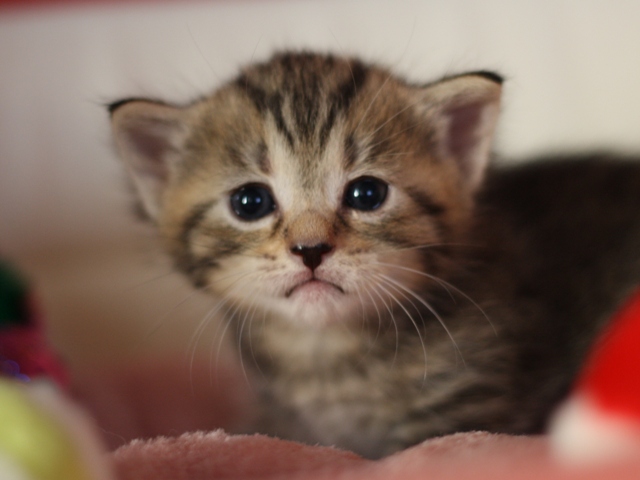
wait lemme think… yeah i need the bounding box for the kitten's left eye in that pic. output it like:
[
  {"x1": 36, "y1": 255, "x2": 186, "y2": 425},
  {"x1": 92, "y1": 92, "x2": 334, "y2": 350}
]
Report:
[
  {"x1": 230, "y1": 184, "x2": 276, "y2": 221},
  {"x1": 344, "y1": 177, "x2": 388, "y2": 211}
]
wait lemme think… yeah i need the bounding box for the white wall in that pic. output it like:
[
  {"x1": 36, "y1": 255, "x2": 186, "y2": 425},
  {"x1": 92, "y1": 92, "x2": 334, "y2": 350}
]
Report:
[{"x1": 1, "y1": 0, "x2": 640, "y2": 255}]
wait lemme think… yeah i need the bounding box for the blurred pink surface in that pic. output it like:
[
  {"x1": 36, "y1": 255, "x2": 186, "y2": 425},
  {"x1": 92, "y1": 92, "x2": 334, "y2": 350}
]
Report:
[
  {"x1": 71, "y1": 357, "x2": 640, "y2": 480},
  {"x1": 112, "y1": 430, "x2": 640, "y2": 480}
]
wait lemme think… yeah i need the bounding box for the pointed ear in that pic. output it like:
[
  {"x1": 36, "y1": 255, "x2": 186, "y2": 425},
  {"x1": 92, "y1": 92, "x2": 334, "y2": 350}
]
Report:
[
  {"x1": 109, "y1": 99, "x2": 189, "y2": 220},
  {"x1": 420, "y1": 72, "x2": 503, "y2": 188}
]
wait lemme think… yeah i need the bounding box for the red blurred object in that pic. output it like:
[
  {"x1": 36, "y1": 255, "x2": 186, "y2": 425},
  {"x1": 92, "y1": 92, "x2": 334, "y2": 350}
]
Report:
[
  {"x1": 0, "y1": 292, "x2": 70, "y2": 388},
  {"x1": 576, "y1": 288, "x2": 640, "y2": 421},
  {"x1": 550, "y1": 287, "x2": 640, "y2": 464},
  {"x1": 0, "y1": 259, "x2": 69, "y2": 388}
]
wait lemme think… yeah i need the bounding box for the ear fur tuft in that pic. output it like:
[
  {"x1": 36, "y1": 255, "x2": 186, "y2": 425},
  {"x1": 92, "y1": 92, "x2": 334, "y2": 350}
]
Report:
[
  {"x1": 464, "y1": 70, "x2": 504, "y2": 85},
  {"x1": 419, "y1": 72, "x2": 503, "y2": 188},
  {"x1": 109, "y1": 99, "x2": 188, "y2": 220},
  {"x1": 107, "y1": 97, "x2": 169, "y2": 116}
]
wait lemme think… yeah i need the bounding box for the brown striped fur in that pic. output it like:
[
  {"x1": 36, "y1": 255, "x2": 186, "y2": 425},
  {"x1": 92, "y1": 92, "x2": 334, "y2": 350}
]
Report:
[{"x1": 110, "y1": 52, "x2": 640, "y2": 458}]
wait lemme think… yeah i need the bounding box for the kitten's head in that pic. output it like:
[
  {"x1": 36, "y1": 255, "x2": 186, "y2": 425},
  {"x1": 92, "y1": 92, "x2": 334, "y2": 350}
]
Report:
[{"x1": 110, "y1": 52, "x2": 502, "y2": 326}]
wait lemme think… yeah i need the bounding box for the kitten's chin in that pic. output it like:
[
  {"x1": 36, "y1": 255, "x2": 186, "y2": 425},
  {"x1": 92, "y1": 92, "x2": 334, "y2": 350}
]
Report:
[
  {"x1": 285, "y1": 279, "x2": 345, "y2": 299},
  {"x1": 273, "y1": 279, "x2": 358, "y2": 326}
]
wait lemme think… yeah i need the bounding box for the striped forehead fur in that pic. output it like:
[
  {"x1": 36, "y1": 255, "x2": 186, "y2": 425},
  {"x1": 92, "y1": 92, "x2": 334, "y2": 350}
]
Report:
[
  {"x1": 235, "y1": 52, "x2": 366, "y2": 149},
  {"x1": 191, "y1": 52, "x2": 438, "y2": 176}
]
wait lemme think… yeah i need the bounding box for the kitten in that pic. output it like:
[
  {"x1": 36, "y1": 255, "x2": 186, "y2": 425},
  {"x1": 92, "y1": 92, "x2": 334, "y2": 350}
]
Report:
[{"x1": 109, "y1": 51, "x2": 640, "y2": 458}]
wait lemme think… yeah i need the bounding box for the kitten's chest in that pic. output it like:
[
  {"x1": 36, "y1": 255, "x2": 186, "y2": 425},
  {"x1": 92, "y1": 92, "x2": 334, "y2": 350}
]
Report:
[
  {"x1": 245, "y1": 324, "x2": 461, "y2": 457},
  {"x1": 258, "y1": 354, "x2": 407, "y2": 457},
  {"x1": 245, "y1": 325, "x2": 405, "y2": 454}
]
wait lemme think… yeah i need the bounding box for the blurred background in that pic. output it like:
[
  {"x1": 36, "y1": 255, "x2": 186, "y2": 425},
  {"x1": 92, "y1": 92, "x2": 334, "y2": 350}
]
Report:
[{"x1": 1, "y1": 0, "x2": 639, "y2": 373}]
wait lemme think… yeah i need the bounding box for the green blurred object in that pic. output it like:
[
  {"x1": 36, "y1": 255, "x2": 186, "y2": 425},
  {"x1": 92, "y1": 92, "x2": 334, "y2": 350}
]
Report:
[
  {"x1": 0, "y1": 260, "x2": 29, "y2": 328},
  {"x1": 0, "y1": 380, "x2": 93, "y2": 480}
]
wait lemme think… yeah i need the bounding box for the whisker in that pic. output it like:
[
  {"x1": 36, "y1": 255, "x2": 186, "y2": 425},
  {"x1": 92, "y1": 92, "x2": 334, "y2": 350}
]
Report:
[
  {"x1": 363, "y1": 119, "x2": 422, "y2": 154},
  {"x1": 202, "y1": 269, "x2": 264, "y2": 347},
  {"x1": 373, "y1": 278, "x2": 428, "y2": 383},
  {"x1": 217, "y1": 290, "x2": 247, "y2": 362},
  {"x1": 356, "y1": 93, "x2": 440, "y2": 153},
  {"x1": 362, "y1": 98, "x2": 426, "y2": 144},
  {"x1": 143, "y1": 288, "x2": 203, "y2": 342},
  {"x1": 353, "y1": 282, "x2": 369, "y2": 338},
  {"x1": 207, "y1": 265, "x2": 262, "y2": 309},
  {"x1": 209, "y1": 299, "x2": 239, "y2": 388},
  {"x1": 234, "y1": 293, "x2": 261, "y2": 390},
  {"x1": 376, "y1": 273, "x2": 466, "y2": 368},
  {"x1": 375, "y1": 262, "x2": 496, "y2": 335},
  {"x1": 365, "y1": 150, "x2": 418, "y2": 162},
  {"x1": 367, "y1": 279, "x2": 400, "y2": 367},
  {"x1": 397, "y1": 17, "x2": 417, "y2": 67},
  {"x1": 249, "y1": 33, "x2": 264, "y2": 63},
  {"x1": 373, "y1": 260, "x2": 455, "y2": 301},
  {"x1": 354, "y1": 72, "x2": 395, "y2": 135},
  {"x1": 186, "y1": 24, "x2": 221, "y2": 82},
  {"x1": 187, "y1": 298, "x2": 224, "y2": 364},
  {"x1": 327, "y1": 28, "x2": 360, "y2": 100},
  {"x1": 246, "y1": 300, "x2": 268, "y2": 380},
  {"x1": 259, "y1": 307, "x2": 271, "y2": 361},
  {"x1": 187, "y1": 295, "x2": 231, "y2": 394},
  {"x1": 122, "y1": 268, "x2": 179, "y2": 292},
  {"x1": 352, "y1": 18, "x2": 415, "y2": 142},
  {"x1": 227, "y1": 299, "x2": 268, "y2": 386},
  {"x1": 378, "y1": 242, "x2": 482, "y2": 254},
  {"x1": 139, "y1": 269, "x2": 251, "y2": 345},
  {"x1": 185, "y1": 270, "x2": 256, "y2": 387},
  {"x1": 209, "y1": 293, "x2": 248, "y2": 388},
  {"x1": 359, "y1": 278, "x2": 384, "y2": 357}
]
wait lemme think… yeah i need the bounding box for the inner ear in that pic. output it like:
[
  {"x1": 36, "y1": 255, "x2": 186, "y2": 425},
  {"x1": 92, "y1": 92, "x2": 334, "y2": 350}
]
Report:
[
  {"x1": 421, "y1": 72, "x2": 503, "y2": 189},
  {"x1": 109, "y1": 100, "x2": 188, "y2": 220},
  {"x1": 125, "y1": 122, "x2": 175, "y2": 178}
]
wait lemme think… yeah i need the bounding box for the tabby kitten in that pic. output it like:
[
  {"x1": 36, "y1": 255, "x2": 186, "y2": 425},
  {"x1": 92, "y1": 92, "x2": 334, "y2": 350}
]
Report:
[{"x1": 109, "y1": 51, "x2": 640, "y2": 458}]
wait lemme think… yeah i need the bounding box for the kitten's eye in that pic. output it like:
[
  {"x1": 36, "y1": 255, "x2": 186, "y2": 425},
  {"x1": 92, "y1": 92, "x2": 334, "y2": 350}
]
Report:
[
  {"x1": 230, "y1": 184, "x2": 276, "y2": 221},
  {"x1": 344, "y1": 177, "x2": 388, "y2": 211}
]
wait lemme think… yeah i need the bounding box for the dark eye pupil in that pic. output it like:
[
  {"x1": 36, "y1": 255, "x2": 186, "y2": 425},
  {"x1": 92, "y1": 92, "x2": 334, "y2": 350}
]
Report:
[
  {"x1": 230, "y1": 185, "x2": 276, "y2": 220},
  {"x1": 344, "y1": 177, "x2": 388, "y2": 211}
]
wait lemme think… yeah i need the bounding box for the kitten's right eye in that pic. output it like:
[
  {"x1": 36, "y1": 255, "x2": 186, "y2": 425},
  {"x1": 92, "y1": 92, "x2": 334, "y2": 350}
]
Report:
[{"x1": 230, "y1": 184, "x2": 276, "y2": 221}]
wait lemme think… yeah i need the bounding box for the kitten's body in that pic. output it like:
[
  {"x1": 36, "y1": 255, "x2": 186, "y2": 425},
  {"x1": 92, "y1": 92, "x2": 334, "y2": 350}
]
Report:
[
  {"x1": 243, "y1": 155, "x2": 640, "y2": 457},
  {"x1": 109, "y1": 52, "x2": 640, "y2": 458}
]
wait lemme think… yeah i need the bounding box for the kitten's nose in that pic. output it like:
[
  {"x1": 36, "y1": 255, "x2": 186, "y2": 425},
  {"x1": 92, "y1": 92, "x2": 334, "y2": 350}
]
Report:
[{"x1": 290, "y1": 243, "x2": 333, "y2": 271}]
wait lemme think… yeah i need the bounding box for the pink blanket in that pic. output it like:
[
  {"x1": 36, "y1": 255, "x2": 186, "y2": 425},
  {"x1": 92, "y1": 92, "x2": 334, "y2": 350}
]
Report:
[
  {"x1": 113, "y1": 431, "x2": 640, "y2": 480},
  {"x1": 72, "y1": 357, "x2": 640, "y2": 480}
]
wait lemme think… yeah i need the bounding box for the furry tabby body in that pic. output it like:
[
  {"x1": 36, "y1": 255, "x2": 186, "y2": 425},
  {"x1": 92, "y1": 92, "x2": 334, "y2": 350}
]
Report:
[{"x1": 110, "y1": 52, "x2": 640, "y2": 458}]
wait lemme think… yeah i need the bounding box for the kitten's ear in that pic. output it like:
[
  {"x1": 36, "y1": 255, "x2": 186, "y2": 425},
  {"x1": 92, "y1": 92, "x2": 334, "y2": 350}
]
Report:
[
  {"x1": 109, "y1": 99, "x2": 189, "y2": 220},
  {"x1": 419, "y1": 72, "x2": 503, "y2": 188}
]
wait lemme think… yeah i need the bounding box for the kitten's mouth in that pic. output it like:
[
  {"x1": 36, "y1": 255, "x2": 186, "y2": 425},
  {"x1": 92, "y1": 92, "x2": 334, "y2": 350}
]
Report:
[{"x1": 285, "y1": 278, "x2": 345, "y2": 298}]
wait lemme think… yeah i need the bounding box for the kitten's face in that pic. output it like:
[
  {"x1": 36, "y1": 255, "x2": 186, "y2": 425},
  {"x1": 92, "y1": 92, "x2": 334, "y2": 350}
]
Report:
[{"x1": 110, "y1": 52, "x2": 501, "y2": 326}]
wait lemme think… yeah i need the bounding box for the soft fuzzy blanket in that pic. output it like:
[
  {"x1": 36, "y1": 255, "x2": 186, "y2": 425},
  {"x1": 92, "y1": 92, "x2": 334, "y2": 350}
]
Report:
[
  {"x1": 69, "y1": 356, "x2": 640, "y2": 480},
  {"x1": 113, "y1": 431, "x2": 640, "y2": 480}
]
